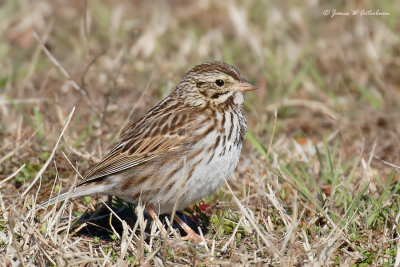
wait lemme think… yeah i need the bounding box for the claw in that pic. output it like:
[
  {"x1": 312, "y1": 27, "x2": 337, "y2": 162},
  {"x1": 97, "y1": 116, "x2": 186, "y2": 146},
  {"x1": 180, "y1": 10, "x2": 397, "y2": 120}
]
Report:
[{"x1": 174, "y1": 216, "x2": 205, "y2": 244}]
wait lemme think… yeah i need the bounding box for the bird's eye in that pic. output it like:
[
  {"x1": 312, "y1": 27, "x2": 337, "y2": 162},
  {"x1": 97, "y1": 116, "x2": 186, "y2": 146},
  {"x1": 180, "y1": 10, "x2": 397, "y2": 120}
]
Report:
[{"x1": 215, "y1": 79, "x2": 225, "y2": 87}]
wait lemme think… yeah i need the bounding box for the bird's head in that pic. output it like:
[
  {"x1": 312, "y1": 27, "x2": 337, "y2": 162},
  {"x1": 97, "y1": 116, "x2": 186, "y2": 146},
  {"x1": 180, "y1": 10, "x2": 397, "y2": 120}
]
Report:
[{"x1": 176, "y1": 61, "x2": 257, "y2": 107}]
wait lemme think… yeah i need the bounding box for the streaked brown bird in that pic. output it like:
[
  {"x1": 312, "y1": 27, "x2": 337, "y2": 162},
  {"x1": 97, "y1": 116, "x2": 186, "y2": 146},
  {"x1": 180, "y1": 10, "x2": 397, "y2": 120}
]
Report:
[{"x1": 43, "y1": 61, "x2": 256, "y2": 242}]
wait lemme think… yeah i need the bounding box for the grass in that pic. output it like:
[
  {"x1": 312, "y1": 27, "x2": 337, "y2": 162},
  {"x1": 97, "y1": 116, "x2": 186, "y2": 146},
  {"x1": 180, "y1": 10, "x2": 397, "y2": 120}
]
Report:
[{"x1": 1, "y1": 0, "x2": 400, "y2": 265}]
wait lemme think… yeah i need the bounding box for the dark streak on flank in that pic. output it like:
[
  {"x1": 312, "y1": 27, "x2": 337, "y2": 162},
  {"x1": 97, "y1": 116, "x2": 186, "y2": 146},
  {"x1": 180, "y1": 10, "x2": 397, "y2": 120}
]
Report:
[
  {"x1": 214, "y1": 136, "x2": 221, "y2": 151},
  {"x1": 165, "y1": 161, "x2": 184, "y2": 181},
  {"x1": 206, "y1": 135, "x2": 220, "y2": 163},
  {"x1": 187, "y1": 146, "x2": 205, "y2": 161},
  {"x1": 121, "y1": 174, "x2": 147, "y2": 191},
  {"x1": 220, "y1": 111, "x2": 226, "y2": 133},
  {"x1": 228, "y1": 112, "x2": 234, "y2": 140},
  {"x1": 133, "y1": 175, "x2": 149, "y2": 188},
  {"x1": 186, "y1": 158, "x2": 202, "y2": 181},
  {"x1": 201, "y1": 124, "x2": 215, "y2": 137},
  {"x1": 131, "y1": 191, "x2": 141, "y2": 200},
  {"x1": 219, "y1": 146, "x2": 226, "y2": 157},
  {"x1": 206, "y1": 153, "x2": 214, "y2": 164},
  {"x1": 161, "y1": 182, "x2": 174, "y2": 195}
]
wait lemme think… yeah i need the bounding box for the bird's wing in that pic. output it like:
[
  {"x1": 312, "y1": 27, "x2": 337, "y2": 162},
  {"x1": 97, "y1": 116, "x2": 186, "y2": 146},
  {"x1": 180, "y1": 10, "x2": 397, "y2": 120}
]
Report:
[
  {"x1": 81, "y1": 137, "x2": 180, "y2": 182},
  {"x1": 79, "y1": 108, "x2": 201, "y2": 184}
]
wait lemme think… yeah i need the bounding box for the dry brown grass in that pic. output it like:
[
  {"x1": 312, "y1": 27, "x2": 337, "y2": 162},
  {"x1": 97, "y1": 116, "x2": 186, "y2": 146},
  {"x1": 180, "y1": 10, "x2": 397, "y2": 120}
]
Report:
[{"x1": 1, "y1": 0, "x2": 400, "y2": 265}]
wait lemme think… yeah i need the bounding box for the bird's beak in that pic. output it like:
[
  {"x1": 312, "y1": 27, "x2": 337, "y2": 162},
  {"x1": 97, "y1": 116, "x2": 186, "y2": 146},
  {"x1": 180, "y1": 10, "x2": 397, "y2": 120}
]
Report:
[{"x1": 234, "y1": 78, "x2": 257, "y2": 92}]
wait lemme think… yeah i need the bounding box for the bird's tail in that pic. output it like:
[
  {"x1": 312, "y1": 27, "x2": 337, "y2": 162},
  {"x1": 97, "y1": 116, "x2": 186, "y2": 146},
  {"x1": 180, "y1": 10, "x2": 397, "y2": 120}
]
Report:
[
  {"x1": 38, "y1": 181, "x2": 109, "y2": 209},
  {"x1": 38, "y1": 185, "x2": 86, "y2": 209},
  {"x1": 20, "y1": 181, "x2": 111, "y2": 222}
]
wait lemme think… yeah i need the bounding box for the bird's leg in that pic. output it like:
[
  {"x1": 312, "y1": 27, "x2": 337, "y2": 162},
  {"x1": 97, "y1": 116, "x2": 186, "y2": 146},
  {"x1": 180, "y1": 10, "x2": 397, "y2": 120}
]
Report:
[
  {"x1": 174, "y1": 215, "x2": 203, "y2": 243},
  {"x1": 146, "y1": 205, "x2": 168, "y2": 238}
]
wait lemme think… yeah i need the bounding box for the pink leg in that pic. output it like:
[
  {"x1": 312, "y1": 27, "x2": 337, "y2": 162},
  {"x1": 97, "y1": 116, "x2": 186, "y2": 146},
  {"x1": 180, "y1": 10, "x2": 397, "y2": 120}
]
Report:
[
  {"x1": 174, "y1": 216, "x2": 203, "y2": 243},
  {"x1": 146, "y1": 205, "x2": 168, "y2": 237}
]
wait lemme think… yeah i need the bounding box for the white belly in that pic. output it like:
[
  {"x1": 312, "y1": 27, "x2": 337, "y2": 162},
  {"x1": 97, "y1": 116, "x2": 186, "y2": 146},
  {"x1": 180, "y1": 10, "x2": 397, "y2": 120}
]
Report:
[{"x1": 184, "y1": 139, "x2": 242, "y2": 202}]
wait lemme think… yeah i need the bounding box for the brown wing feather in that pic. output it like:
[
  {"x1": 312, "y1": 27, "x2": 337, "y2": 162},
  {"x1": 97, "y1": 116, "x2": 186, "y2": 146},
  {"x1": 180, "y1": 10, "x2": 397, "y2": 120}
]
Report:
[{"x1": 80, "y1": 101, "x2": 198, "y2": 184}]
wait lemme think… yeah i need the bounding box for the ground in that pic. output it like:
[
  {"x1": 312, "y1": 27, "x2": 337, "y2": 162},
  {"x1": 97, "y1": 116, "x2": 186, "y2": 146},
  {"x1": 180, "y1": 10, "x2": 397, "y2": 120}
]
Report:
[{"x1": 1, "y1": 0, "x2": 400, "y2": 266}]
